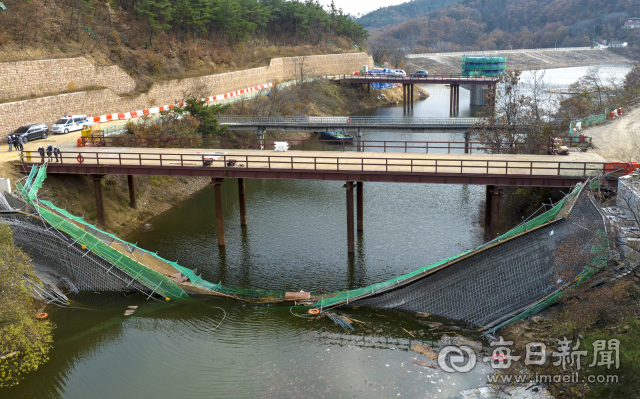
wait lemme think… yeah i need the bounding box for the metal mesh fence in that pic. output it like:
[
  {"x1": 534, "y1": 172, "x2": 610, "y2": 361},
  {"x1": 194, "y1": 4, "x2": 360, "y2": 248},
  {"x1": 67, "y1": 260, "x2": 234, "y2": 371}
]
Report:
[
  {"x1": 0, "y1": 211, "x2": 147, "y2": 293},
  {"x1": 343, "y1": 190, "x2": 608, "y2": 328}
]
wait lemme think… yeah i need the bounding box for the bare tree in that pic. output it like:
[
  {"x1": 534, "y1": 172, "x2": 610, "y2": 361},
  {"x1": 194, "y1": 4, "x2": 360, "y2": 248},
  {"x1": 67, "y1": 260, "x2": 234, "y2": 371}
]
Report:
[
  {"x1": 365, "y1": 38, "x2": 390, "y2": 64},
  {"x1": 471, "y1": 68, "x2": 558, "y2": 154}
]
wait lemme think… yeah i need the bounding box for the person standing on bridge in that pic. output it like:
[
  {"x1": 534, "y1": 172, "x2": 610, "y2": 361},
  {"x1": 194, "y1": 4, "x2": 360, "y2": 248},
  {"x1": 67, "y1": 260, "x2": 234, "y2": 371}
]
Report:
[
  {"x1": 7, "y1": 135, "x2": 12, "y2": 152},
  {"x1": 46, "y1": 144, "x2": 53, "y2": 162},
  {"x1": 38, "y1": 146, "x2": 45, "y2": 163},
  {"x1": 53, "y1": 146, "x2": 60, "y2": 162}
]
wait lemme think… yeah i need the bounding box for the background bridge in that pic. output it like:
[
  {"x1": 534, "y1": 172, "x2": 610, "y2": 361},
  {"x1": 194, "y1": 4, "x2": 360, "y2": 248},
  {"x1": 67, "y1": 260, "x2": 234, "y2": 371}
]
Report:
[
  {"x1": 326, "y1": 74, "x2": 499, "y2": 114},
  {"x1": 216, "y1": 115, "x2": 483, "y2": 132}
]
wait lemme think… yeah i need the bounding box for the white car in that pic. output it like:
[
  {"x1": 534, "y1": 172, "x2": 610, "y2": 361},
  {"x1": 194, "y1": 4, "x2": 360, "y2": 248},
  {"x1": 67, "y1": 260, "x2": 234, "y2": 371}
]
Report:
[
  {"x1": 392, "y1": 69, "x2": 406, "y2": 77},
  {"x1": 51, "y1": 115, "x2": 90, "y2": 134}
]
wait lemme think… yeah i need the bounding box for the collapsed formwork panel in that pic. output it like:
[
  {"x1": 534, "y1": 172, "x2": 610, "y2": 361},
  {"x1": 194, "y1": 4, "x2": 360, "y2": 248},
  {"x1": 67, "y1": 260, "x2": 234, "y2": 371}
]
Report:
[
  {"x1": 315, "y1": 185, "x2": 610, "y2": 328},
  {"x1": 0, "y1": 211, "x2": 146, "y2": 293}
]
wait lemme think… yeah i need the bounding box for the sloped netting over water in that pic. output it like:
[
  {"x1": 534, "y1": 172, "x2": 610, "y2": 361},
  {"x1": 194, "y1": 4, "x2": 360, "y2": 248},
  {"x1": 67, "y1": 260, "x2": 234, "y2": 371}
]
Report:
[
  {"x1": 314, "y1": 184, "x2": 611, "y2": 329},
  {"x1": 4, "y1": 164, "x2": 609, "y2": 323},
  {"x1": 8, "y1": 165, "x2": 286, "y2": 301}
]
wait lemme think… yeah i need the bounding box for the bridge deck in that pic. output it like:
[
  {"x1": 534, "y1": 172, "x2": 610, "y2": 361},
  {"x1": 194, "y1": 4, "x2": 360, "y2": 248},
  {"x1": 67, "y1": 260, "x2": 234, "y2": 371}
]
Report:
[
  {"x1": 23, "y1": 147, "x2": 609, "y2": 187},
  {"x1": 327, "y1": 74, "x2": 499, "y2": 86}
]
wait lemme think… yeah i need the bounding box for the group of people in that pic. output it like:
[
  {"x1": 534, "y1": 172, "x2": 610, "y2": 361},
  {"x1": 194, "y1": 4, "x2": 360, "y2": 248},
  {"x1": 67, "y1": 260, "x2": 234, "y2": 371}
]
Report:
[
  {"x1": 37, "y1": 144, "x2": 61, "y2": 163},
  {"x1": 7, "y1": 134, "x2": 62, "y2": 163},
  {"x1": 7, "y1": 134, "x2": 24, "y2": 151}
]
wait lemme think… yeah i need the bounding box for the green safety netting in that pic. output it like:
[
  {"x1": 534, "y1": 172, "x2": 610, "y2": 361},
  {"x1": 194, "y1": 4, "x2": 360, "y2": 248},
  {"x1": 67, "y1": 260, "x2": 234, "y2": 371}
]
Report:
[
  {"x1": 313, "y1": 184, "x2": 583, "y2": 309},
  {"x1": 569, "y1": 113, "x2": 607, "y2": 135},
  {"x1": 17, "y1": 165, "x2": 286, "y2": 301}
]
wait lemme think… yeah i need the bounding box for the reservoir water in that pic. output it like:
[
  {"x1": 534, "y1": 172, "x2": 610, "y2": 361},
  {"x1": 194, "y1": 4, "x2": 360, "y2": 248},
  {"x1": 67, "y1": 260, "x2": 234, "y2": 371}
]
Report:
[{"x1": 2, "y1": 63, "x2": 632, "y2": 399}]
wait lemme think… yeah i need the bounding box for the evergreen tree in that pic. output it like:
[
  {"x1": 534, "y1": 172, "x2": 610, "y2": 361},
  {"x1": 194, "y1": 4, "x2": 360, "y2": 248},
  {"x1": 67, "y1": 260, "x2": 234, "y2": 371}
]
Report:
[{"x1": 135, "y1": 0, "x2": 173, "y2": 45}]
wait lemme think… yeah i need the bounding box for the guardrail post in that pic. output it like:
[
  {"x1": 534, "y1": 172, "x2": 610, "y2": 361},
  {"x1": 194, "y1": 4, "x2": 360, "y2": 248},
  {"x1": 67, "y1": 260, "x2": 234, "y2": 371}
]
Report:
[{"x1": 212, "y1": 178, "x2": 225, "y2": 246}]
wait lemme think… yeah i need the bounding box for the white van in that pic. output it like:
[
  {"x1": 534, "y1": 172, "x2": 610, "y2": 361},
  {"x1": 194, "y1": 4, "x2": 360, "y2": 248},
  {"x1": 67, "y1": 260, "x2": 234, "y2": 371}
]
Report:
[
  {"x1": 51, "y1": 115, "x2": 90, "y2": 134},
  {"x1": 392, "y1": 69, "x2": 407, "y2": 77}
]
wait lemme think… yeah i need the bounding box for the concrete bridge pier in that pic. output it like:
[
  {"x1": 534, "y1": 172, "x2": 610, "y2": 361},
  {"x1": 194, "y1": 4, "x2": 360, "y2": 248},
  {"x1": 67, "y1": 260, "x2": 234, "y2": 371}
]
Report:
[
  {"x1": 484, "y1": 185, "x2": 501, "y2": 239},
  {"x1": 402, "y1": 84, "x2": 414, "y2": 114},
  {"x1": 356, "y1": 128, "x2": 362, "y2": 152},
  {"x1": 127, "y1": 175, "x2": 137, "y2": 209},
  {"x1": 89, "y1": 174, "x2": 106, "y2": 227},
  {"x1": 212, "y1": 178, "x2": 225, "y2": 246},
  {"x1": 450, "y1": 84, "x2": 460, "y2": 116},
  {"x1": 464, "y1": 131, "x2": 471, "y2": 154},
  {"x1": 403, "y1": 85, "x2": 407, "y2": 113},
  {"x1": 238, "y1": 178, "x2": 247, "y2": 227},
  {"x1": 357, "y1": 181, "x2": 364, "y2": 232},
  {"x1": 256, "y1": 128, "x2": 265, "y2": 150},
  {"x1": 345, "y1": 181, "x2": 355, "y2": 253},
  {"x1": 411, "y1": 84, "x2": 414, "y2": 111}
]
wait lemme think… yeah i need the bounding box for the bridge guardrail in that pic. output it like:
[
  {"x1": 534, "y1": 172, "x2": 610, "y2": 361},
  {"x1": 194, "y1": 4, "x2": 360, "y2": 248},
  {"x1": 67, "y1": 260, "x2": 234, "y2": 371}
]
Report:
[
  {"x1": 215, "y1": 115, "x2": 483, "y2": 126},
  {"x1": 23, "y1": 150, "x2": 624, "y2": 178},
  {"x1": 327, "y1": 74, "x2": 499, "y2": 83},
  {"x1": 84, "y1": 134, "x2": 553, "y2": 155}
]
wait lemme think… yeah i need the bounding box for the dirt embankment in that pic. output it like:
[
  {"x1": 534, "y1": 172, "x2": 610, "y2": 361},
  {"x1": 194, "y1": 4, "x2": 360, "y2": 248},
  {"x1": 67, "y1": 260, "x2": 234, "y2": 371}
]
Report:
[
  {"x1": 584, "y1": 105, "x2": 640, "y2": 162},
  {"x1": 406, "y1": 49, "x2": 632, "y2": 75},
  {"x1": 1, "y1": 82, "x2": 428, "y2": 236}
]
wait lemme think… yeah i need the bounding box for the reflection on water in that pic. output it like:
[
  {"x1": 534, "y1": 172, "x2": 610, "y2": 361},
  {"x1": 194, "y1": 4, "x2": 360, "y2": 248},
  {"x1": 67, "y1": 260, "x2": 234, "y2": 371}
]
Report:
[
  {"x1": 126, "y1": 178, "x2": 485, "y2": 293},
  {"x1": 3, "y1": 294, "x2": 490, "y2": 399},
  {"x1": 2, "y1": 63, "x2": 634, "y2": 399}
]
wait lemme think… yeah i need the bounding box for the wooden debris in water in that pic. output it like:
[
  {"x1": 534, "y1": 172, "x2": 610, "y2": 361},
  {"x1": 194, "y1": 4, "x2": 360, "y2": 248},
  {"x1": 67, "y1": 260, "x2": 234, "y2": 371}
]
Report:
[
  {"x1": 402, "y1": 328, "x2": 415, "y2": 337},
  {"x1": 415, "y1": 312, "x2": 430, "y2": 318},
  {"x1": 124, "y1": 309, "x2": 135, "y2": 316},
  {"x1": 285, "y1": 291, "x2": 311, "y2": 300},
  {"x1": 412, "y1": 359, "x2": 437, "y2": 369},
  {"x1": 127, "y1": 306, "x2": 138, "y2": 310},
  {"x1": 420, "y1": 321, "x2": 443, "y2": 328},
  {"x1": 411, "y1": 343, "x2": 438, "y2": 360}
]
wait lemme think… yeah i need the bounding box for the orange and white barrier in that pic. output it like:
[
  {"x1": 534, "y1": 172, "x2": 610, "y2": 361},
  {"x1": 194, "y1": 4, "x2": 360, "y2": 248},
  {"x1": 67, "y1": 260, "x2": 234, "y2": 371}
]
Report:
[{"x1": 91, "y1": 82, "x2": 273, "y2": 124}]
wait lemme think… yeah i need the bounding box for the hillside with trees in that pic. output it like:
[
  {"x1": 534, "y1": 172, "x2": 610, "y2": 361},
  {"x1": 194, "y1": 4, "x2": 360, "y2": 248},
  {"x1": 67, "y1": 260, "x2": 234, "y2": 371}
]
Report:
[
  {"x1": 366, "y1": 0, "x2": 639, "y2": 55},
  {"x1": 355, "y1": 0, "x2": 457, "y2": 30},
  {"x1": 0, "y1": 0, "x2": 368, "y2": 91}
]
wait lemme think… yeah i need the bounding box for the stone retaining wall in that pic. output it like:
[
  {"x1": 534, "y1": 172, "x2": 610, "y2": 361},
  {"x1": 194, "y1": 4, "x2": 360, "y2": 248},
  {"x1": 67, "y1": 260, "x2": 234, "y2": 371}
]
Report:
[
  {"x1": 0, "y1": 53, "x2": 373, "y2": 140},
  {"x1": 0, "y1": 57, "x2": 136, "y2": 99}
]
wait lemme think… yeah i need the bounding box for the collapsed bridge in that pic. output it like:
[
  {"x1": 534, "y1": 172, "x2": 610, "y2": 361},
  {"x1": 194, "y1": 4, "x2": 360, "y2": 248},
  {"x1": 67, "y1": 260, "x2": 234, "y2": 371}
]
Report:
[{"x1": 0, "y1": 165, "x2": 611, "y2": 330}]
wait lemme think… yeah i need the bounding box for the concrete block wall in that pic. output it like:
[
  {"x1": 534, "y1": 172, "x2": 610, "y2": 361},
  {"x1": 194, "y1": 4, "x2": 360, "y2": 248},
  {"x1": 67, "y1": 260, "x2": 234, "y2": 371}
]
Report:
[
  {"x1": 0, "y1": 57, "x2": 136, "y2": 100},
  {"x1": 0, "y1": 53, "x2": 373, "y2": 141}
]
